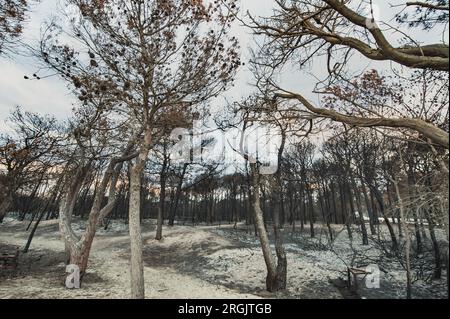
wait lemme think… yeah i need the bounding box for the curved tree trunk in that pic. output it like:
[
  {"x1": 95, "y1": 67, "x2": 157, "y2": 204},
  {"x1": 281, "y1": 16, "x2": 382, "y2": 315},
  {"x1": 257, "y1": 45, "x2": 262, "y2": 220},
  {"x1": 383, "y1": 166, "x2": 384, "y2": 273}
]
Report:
[
  {"x1": 250, "y1": 162, "x2": 286, "y2": 292},
  {"x1": 372, "y1": 186, "x2": 398, "y2": 251},
  {"x1": 59, "y1": 155, "x2": 127, "y2": 285}
]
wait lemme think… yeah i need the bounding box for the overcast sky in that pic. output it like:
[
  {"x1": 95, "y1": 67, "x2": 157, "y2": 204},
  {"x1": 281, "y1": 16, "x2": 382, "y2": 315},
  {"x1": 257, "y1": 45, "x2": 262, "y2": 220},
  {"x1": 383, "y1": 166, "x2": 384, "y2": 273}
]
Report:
[
  {"x1": 0, "y1": 0, "x2": 448, "y2": 137},
  {"x1": 0, "y1": 0, "x2": 273, "y2": 131}
]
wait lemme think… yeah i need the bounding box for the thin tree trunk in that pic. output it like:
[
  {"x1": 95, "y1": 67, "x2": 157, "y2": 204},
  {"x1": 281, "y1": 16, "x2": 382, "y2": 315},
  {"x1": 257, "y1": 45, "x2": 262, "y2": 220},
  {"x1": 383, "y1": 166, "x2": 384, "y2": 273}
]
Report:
[
  {"x1": 168, "y1": 163, "x2": 188, "y2": 226},
  {"x1": 250, "y1": 162, "x2": 286, "y2": 292},
  {"x1": 393, "y1": 179, "x2": 412, "y2": 299},
  {"x1": 372, "y1": 186, "x2": 398, "y2": 251},
  {"x1": 156, "y1": 155, "x2": 168, "y2": 240},
  {"x1": 24, "y1": 183, "x2": 60, "y2": 253},
  {"x1": 307, "y1": 184, "x2": 315, "y2": 238},
  {"x1": 425, "y1": 208, "x2": 442, "y2": 279},
  {"x1": 350, "y1": 177, "x2": 369, "y2": 245},
  {"x1": 340, "y1": 183, "x2": 353, "y2": 240},
  {"x1": 361, "y1": 181, "x2": 376, "y2": 235}
]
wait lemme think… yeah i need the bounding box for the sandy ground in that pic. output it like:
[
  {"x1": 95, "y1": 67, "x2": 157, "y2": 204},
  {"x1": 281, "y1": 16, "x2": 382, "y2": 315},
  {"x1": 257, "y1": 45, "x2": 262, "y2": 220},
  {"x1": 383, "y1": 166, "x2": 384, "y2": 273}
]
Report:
[
  {"x1": 0, "y1": 217, "x2": 447, "y2": 299},
  {"x1": 0, "y1": 219, "x2": 264, "y2": 299}
]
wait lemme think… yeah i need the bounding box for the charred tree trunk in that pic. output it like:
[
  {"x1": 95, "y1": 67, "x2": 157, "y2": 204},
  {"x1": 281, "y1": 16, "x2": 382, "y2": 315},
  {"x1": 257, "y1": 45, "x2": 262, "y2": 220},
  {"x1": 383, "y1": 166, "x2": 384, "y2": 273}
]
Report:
[
  {"x1": 24, "y1": 183, "x2": 60, "y2": 253},
  {"x1": 372, "y1": 186, "x2": 398, "y2": 251},
  {"x1": 168, "y1": 163, "x2": 188, "y2": 226},
  {"x1": 360, "y1": 181, "x2": 376, "y2": 235},
  {"x1": 350, "y1": 177, "x2": 369, "y2": 245},
  {"x1": 156, "y1": 152, "x2": 168, "y2": 240},
  {"x1": 330, "y1": 182, "x2": 339, "y2": 225},
  {"x1": 339, "y1": 183, "x2": 353, "y2": 240},
  {"x1": 424, "y1": 207, "x2": 442, "y2": 279},
  {"x1": 406, "y1": 165, "x2": 423, "y2": 254},
  {"x1": 318, "y1": 186, "x2": 333, "y2": 241},
  {"x1": 306, "y1": 184, "x2": 315, "y2": 238}
]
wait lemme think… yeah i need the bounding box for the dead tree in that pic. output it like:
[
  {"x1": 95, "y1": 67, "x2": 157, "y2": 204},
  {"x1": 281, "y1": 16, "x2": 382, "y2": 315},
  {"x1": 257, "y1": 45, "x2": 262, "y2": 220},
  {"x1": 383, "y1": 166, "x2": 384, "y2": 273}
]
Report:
[
  {"x1": 38, "y1": 0, "x2": 240, "y2": 298},
  {"x1": 250, "y1": 0, "x2": 449, "y2": 148}
]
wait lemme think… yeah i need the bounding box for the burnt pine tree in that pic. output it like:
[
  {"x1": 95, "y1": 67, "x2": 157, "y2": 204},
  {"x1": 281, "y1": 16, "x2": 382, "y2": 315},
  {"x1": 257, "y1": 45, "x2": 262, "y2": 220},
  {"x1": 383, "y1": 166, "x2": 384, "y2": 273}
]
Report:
[{"x1": 39, "y1": 0, "x2": 240, "y2": 298}]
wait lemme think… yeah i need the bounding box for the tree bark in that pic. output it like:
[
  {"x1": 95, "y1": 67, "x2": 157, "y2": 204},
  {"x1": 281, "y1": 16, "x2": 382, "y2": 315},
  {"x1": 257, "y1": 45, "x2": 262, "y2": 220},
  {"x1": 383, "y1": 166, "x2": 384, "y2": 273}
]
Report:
[
  {"x1": 275, "y1": 92, "x2": 449, "y2": 149},
  {"x1": 59, "y1": 158, "x2": 123, "y2": 280},
  {"x1": 129, "y1": 163, "x2": 145, "y2": 299},
  {"x1": 393, "y1": 179, "x2": 412, "y2": 299},
  {"x1": 424, "y1": 208, "x2": 442, "y2": 279},
  {"x1": 168, "y1": 163, "x2": 188, "y2": 226},
  {"x1": 250, "y1": 162, "x2": 286, "y2": 292},
  {"x1": 372, "y1": 186, "x2": 399, "y2": 251},
  {"x1": 350, "y1": 177, "x2": 369, "y2": 245},
  {"x1": 156, "y1": 152, "x2": 168, "y2": 240}
]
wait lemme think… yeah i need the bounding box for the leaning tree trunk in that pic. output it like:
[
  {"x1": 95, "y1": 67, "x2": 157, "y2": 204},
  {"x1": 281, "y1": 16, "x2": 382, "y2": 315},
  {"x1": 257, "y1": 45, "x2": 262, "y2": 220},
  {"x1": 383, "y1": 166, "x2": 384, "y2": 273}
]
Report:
[
  {"x1": 250, "y1": 162, "x2": 286, "y2": 292},
  {"x1": 24, "y1": 194, "x2": 56, "y2": 253},
  {"x1": 25, "y1": 172, "x2": 66, "y2": 251},
  {"x1": 59, "y1": 165, "x2": 88, "y2": 265},
  {"x1": 59, "y1": 160, "x2": 123, "y2": 279},
  {"x1": 375, "y1": 189, "x2": 398, "y2": 251}
]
